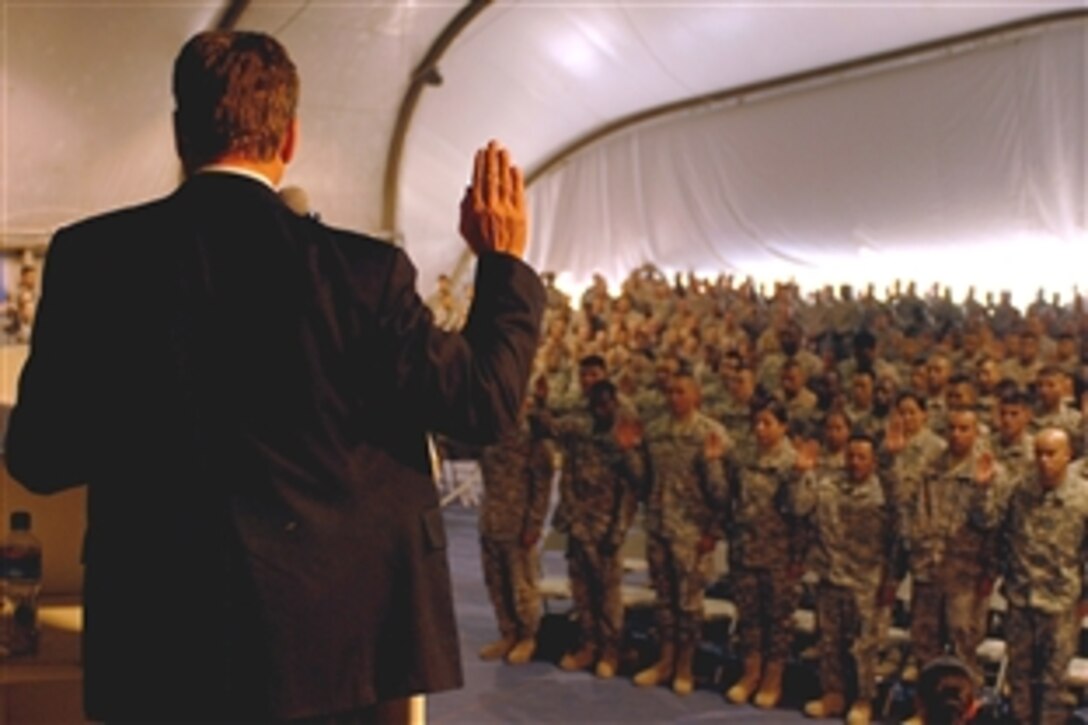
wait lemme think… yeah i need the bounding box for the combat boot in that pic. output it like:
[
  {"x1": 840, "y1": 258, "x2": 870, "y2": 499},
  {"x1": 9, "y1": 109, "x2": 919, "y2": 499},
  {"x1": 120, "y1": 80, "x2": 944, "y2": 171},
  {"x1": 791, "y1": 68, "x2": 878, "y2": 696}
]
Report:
[
  {"x1": 901, "y1": 657, "x2": 919, "y2": 683},
  {"x1": 595, "y1": 647, "x2": 619, "y2": 679},
  {"x1": 725, "y1": 652, "x2": 762, "y2": 704},
  {"x1": 505, "y1": 638, "x2": 536, "y2": 665},
  {"x1": 803, "y1": 692, "x2": 845, "y2": 718},
  {"x1": 845, "y1": 699, "x2": 872, "y2": 725},
  {"x1": 559, "y1": 644, "x2": 597, "y2": 671},
  {"x1": 753, "y1": 660, "x2": 785, "y2": 709},
  {"x1": 672, "y1": 643, "x2": 696, "y2": 696},
  {"x1": 633, "y1": 642, "x2": 675, "y2": 687},
  {"x1": 478, "y1": 637, "x2": 515, "y2": 661}
]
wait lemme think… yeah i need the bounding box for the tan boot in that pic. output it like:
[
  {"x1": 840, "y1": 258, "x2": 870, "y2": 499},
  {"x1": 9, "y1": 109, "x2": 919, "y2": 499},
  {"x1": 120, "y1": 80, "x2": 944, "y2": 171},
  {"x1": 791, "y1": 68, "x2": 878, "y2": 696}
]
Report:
[
  {"x1": 753, "y1": 660, "x2": 785, "y2": 709},
  {"x1": 505, "y1": 638, "x2": 536, "y2": 665},
  {"x1": 672, "y1": 644, "x2": 696, "y2": 696},
  {"x1": 478, "y1": 637, "x2": 515, "y2": 661},
  {"x1": 845, "y1": 700, "x2": 872, "y2": 725},
  {"x1": 595, "y1": 648, "x2": 619, "y2": 679},
  {"x1": 559, "y1": 644, "x2": 597, "y2": 671},
  {"x1": 725, "y1": 652, "x2": 763, "y2": 704},
  {"x1": 803, "y1": 692, "x2": 845, "y2": 718},
  {"x1": 901, "y1": 658, "x2": 919, "y2": 683},
  {"x1": 633, "y1": 642, "x2": 675, "y2": 687}
]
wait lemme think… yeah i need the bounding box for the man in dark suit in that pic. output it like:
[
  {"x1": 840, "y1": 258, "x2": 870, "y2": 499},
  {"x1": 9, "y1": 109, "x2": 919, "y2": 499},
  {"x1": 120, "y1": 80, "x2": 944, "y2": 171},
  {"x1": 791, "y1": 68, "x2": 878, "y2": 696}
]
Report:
[{"x1": 4, "y1": 31, "x2": 544, "y2": 722}]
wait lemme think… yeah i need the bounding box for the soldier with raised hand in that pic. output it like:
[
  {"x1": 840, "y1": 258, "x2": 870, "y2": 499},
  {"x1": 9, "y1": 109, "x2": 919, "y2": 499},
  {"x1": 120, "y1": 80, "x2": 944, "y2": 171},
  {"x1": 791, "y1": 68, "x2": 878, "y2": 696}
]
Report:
[
  {"x1": 795, "y1": 435, "x2": 898, "y2": 725},
  {"x1": 900, "y1": 407, "x2": 1007, "y2": 684},
  {"x1": 477, "y1": 402, "x2": 555, "y2": 664},
  {"x1": 724, "y1": 400, "x2": 802, "y2": 710},
  {"x1": 617, "y1": 372, "x2": 730, "y2": 696},
  {"x1": 549, "y1": 380, "x2": 639, "y2": 679},
  {"x1": 973, "y1": 428, "x2": 1088, "y2": 725},
  {"x1": 883, "y1": 391, "x2": 946, "y2": 506}
]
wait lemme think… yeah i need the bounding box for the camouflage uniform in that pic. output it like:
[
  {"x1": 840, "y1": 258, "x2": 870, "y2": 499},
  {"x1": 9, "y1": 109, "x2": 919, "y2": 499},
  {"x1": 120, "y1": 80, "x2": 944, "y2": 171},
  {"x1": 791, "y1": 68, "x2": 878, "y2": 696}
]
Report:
[
  {"x1": 885, "y1": 427, "x2": 946, "y2": 513},
  {"x1": 974, "y1": 468, "x2": 1088, "y2": 725},
  {"x1": 730, "y1": 439, "x2": 802, "y2": 663},
  {"x1": 844, "y1": 403, "x2": 882, "y2": 441},
  {"x1": 709, "y1": 397, "x2": 757, "y2": 465},
  {"x1": 781, "y1": 388, "x2": 820, "y2": 436},
  {"x1": 990, "y1": 431, "x2": 1035, "y2": 483},
  {"x1": 631, "y1": 387, "x2": 669, "y2": 431},
  {"x1": 1032, "y1": 406, "x2": 1084, "y2": 458},
  {"x1": 1001, "y1": 358, "x2": 1043, "y2": 390},
  {"x1": 903, "y1": 448, "x2": 1008, "y2": 680},
  {"x1": 478, "y1": 424, "x2": 555, "y2": 644},
  {"x1": 625, "y1": 413, "x2": 730, "y2": 649},
  {"x1": 795, "y1": 468, "x2": 893, "y2": 701},
  {"x1": 758, "y1": 350, "x2": 823, "y2": 393},
  {"x1": 551, "y1": 416, "x2": 639, "y2": 660}
]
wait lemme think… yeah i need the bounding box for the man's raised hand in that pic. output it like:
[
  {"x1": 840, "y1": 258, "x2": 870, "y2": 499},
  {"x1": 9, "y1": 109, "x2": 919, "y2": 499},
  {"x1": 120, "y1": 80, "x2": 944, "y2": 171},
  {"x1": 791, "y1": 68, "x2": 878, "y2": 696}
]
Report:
[{"x1": 459, "y1": 140, "x2": 528, "y2": 258}]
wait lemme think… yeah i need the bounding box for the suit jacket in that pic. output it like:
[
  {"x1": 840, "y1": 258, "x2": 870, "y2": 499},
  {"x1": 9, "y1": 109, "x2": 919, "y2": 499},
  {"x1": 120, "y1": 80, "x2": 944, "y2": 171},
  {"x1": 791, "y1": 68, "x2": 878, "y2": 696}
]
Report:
[{"x1": 4, "y1": 172, "x2": 545, "y2": 720}]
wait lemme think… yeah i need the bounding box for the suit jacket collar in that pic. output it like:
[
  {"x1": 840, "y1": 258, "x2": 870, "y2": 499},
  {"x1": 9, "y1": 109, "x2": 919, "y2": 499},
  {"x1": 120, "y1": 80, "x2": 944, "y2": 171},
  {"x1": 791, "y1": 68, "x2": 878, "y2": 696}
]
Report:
[{"x1": 176, "y1": 170, "x2": 285, "y2": 208}]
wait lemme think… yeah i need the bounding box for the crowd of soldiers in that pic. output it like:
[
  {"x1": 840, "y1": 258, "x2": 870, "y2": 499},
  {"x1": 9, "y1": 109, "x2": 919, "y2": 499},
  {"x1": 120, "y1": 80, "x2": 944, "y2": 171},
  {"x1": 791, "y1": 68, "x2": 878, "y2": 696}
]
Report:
[{"x1": 467, "y1": 265, "x2": 1088, "y2": 725}]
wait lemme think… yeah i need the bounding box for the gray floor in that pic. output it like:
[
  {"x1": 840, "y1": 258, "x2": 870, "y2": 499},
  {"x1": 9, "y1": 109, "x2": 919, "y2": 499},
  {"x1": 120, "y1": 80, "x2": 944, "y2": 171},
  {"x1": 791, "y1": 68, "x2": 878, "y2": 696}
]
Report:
[{"x1": 428, "y1": 506, "x2": 815, "y2": 724}]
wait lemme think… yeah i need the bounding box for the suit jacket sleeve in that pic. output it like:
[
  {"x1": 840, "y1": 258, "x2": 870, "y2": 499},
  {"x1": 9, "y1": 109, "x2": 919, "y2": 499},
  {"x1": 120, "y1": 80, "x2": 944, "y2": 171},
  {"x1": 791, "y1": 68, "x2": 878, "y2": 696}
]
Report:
[
  {"x1": 373, "y1": 249, "x2": 544, "y2": 445},
  {"x1": 5, "y1": 228, "x2": 96, "y2": 492}
]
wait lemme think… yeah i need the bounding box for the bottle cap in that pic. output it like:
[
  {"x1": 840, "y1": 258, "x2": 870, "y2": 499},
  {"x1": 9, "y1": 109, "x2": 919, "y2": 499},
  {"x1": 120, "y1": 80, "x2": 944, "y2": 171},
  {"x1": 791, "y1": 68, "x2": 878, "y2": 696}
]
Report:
[{"x1": 10, "y1": 511, "x2": 31, "y2": 531}]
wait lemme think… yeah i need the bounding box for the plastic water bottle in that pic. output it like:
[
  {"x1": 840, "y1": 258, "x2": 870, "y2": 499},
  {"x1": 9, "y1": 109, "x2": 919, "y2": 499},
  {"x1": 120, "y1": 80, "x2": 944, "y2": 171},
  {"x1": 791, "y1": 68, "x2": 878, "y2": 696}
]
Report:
[{"x1": 2, "y1": 511, "x2": 42, "y2": 656}]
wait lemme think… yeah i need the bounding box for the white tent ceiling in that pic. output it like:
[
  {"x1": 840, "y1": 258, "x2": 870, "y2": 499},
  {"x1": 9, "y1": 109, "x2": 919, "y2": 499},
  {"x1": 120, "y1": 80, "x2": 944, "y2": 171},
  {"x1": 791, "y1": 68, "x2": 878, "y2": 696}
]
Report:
[{"x1": 3, "y1": 1, "x2": 1086, "y2": 305}]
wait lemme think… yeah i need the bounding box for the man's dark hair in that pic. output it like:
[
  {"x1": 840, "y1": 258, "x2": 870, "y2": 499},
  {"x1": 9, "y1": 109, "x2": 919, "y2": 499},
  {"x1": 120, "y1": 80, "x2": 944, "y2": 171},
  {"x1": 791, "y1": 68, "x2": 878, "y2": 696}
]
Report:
[
  {"x1": 947, "y1": 373, "x2": 972, "y2": 387},
  {"x1": 579, "y1": 354, "x2": 606, "y2": 370},
  {"x1": 752, "y1": 398, "x2": 788, "y2": 424},
  {"x1": 1037, "y1": 364, "x2": 1063, "y2": 379},
  {"x1": 173, "y1": 31, "x2": 300, "y2": 171},
  {"x1": 998, "y1": 389, "x2": 1030, "y2": 407},
  {"x1": 896, "y1": 389, "x2": 927, "y2": 408},
  {"x1": 853, "y1": 329, "x2": 877, "y2": 351},
  {"x1": 847, "y1": 432, "x2": 876, "y2": 448},
  {"x1": 587, "y1": 379, "x2": 617, "y2": 403}
]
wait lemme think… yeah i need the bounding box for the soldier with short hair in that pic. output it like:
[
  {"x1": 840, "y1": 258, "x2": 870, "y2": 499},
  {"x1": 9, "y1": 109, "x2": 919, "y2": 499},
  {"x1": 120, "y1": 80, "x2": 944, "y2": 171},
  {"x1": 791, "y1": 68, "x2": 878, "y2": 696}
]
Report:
[
  {"x1": 549, "y1": 380, "x2": 639, "y2": 678},
  {"x1": 925, "y1": 354, "x2": 953, "y2": 435},
  {"x1": 779, "y1": 359, "x2": 820, "y2": 435},
  {"x1": 795, "y1": 434, "x2": 896, "y2": 725},
  {"x1": 974, "y1": 428, "x2": 1088, "y2": 725},
  {"x1": 900, "y1": 408, "x2": 1007, "y2": 683},
  {"x1": 477, "y1": 407, "x2": 556, "y2": 665},
  {"x1": 618, "y1": 372, "x2": 730, "y2": 696},
  {"x1": 1032, "y1": 366, "x2": 1083, "y2": 457},
  {"x1": 991, "y1": 390, "x2": 1035, "y2": 481},
  {"x1": 1002, "y1": 329, "x2": 1044, "y2": 390}
]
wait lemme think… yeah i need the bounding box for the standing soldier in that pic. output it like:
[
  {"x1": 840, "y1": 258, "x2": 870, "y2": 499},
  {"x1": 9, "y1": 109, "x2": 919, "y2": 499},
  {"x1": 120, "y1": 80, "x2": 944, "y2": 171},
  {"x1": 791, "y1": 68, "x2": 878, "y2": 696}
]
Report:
[
  {"x1": 477, "y1": 407, "x2": 555, "y2": 664},
  {"x1": 549, "y1": 381, "x2": 639, "y2": 679},
  {"x1": 924, "y1": 354, "x2": 953, "y2": 436},
  {"x1": 900, "y1": 407, "x2": 1007, "y2": 683},
  {"x1": 617, "y1": 372, "x2": 730, "y2": 696},
  {"x1": 779, "y1": 359, "x2": 820, "y2": 437},
  {"x1": 991, "y1": 390, "x2": 1035, "y2": 481},
  {"x1": 725, "y1": 401, "x2": 802, "y2": 710},
  {"x1": 883, "y1": 391, "x2": 947, "y2": 511},
  {"x1": 795, "y1": 435, "x2": 897, "y2": 725},
  {"x1": 1032, "y1": 366, "x2": 1083, "y2": 457},
  {"x1": 974, "y1": 428, "x2": 1088, "y2": 725},
  {"x1": 710, "y1": 366, "x2": 759, "y2": 464}
]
